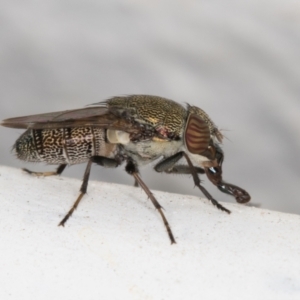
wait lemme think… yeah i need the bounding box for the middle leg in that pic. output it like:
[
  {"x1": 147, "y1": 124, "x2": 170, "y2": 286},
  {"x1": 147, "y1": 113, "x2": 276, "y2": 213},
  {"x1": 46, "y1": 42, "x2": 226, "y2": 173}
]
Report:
[{"x1": 126, "y1": 160, "x2": 176, "y2": 244}]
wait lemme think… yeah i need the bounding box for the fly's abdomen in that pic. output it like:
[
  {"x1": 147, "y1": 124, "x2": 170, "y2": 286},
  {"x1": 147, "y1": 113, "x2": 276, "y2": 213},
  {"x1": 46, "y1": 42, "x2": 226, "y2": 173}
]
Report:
[
  {"x1": 14, "y1": 127, "x2": 112, "y2": 165},
  {"x1": 64, "y1": 127, "x2": 94, "y2": 164},
  {"x1": 14, "y1": 129, "x2": 41, "y2": 162}
]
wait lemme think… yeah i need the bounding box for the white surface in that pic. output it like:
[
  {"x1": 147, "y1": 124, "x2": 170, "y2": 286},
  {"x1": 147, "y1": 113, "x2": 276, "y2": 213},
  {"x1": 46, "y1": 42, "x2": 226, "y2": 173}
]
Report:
[
  {"x1": 0, "y1": 0, "x2": 300, "y2": 215},
  {"x1": 0, "y1": 165, "x2": 300, "y2": 300}
]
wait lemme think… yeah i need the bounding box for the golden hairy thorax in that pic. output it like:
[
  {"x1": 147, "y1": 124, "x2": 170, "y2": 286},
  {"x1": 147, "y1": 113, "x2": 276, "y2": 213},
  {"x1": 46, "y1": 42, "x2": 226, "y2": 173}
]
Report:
[{"x1": 107, "y1": 95, "x2": 188, "y2": 138}]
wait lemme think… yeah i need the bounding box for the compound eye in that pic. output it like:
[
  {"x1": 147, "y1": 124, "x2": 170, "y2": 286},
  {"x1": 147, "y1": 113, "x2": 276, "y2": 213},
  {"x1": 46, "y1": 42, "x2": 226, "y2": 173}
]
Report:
[{"x1": 184, "y1": 114, "x2": 210, "y2": 154}]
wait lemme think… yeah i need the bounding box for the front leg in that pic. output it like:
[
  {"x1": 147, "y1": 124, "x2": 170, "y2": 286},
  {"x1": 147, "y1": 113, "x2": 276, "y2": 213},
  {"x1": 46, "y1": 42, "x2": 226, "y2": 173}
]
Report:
[
  {"x1": 154, "y1": 152, "x2": 205, "y2": 175},
  {"x1": 182, "y1": 152, "x2": 231, "y2": 213},
  {"x1": 155, "y1": 151, "x2": 230, "y2": 214}
]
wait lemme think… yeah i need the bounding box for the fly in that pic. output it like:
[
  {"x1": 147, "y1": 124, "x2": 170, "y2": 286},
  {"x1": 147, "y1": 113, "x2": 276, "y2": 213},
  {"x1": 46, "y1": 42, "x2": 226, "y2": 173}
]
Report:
[{"x1": 1, "y1": 95, "x2": 251, "y2": 244}]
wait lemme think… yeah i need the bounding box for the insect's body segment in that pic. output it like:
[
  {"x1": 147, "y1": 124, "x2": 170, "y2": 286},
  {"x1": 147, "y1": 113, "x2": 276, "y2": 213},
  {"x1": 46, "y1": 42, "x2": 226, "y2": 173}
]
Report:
[
  {"x1": 105, "y1": 95, "x2": 187, "y2": 138},
  {"x1": 2, "y1": 94, "x2": 251, "y2": 244},
  {"x1": 99, "y1": 96, "x2": 187, "y2": 166},
  {"x1": 13, "y1": 95, "x2": 224, "y2": 169},
  {"x1": 14, "y1": 127, "x2": 117, "y2": 165},
  {"x1": 101, "y1": 95, "x2": 221, "y2": 167}
]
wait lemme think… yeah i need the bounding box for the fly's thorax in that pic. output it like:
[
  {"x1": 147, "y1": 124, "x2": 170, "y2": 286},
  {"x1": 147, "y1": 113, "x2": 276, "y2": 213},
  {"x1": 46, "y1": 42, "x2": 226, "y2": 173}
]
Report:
[
  {"x1": 122, "y1": 138, "x2": 183, "y2": 166},
  {"x1": 106, "y1": 95, "x2": 188, "y2": 139},
  {"x1": 13, "y1": 127, "x2": 117, "y2": 165}
]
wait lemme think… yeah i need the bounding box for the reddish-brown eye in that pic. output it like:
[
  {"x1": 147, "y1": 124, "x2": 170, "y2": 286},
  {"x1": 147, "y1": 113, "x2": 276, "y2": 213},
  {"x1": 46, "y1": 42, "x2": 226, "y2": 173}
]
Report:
[{"x1": 184, "y1": 114, "x2": 210, "y2": 154}]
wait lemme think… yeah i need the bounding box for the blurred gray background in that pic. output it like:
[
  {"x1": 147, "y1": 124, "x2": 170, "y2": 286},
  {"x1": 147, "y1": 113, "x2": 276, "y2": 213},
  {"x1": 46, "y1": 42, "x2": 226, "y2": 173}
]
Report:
[{"x1": 1, "y1": 0, "x2": 299, "y2": 214}]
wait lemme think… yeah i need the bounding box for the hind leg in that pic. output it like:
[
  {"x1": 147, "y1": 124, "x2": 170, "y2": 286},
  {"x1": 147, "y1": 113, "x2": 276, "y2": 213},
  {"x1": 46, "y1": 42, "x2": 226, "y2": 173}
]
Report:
[{"x1": 23, "y1": 164, "x2": 67, "y2": 177}]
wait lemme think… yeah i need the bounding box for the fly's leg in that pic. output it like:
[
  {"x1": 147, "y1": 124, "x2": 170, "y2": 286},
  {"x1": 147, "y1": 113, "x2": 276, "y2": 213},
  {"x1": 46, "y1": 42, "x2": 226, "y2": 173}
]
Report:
[
  {"x1": 157, "y1": 152, "x2": 250, "y2": 206},
  {"x1": 165, "y1": 165, "x2": 205, "y2": 174},
  {"x1": 91, "y1": 156, "x2": 119, "y2": 168},
  {"x1": 182, "y1": 152, "x2": 231, "y2": 214},
  {"x1": 23, "y1": 164, "x2": 67, "y2": 177},
  {"x1": 58, "y1": 160, "x2": 92, "y2": 226},
  {"x1": 155, "y1": 152, "x2": 230, "y2": 213},
  {"x1": 126, "y1": 160, "x2": 176, "y2": 244},
  {"x1": 58, "y1": 156, "x2": 119, "y2": 226},
  {"x1": 154, "y1": 152, "x2": 184, "y2": 173},
  {"x1": 154, "y1": 151, "x2": 205, "y2": 175}
]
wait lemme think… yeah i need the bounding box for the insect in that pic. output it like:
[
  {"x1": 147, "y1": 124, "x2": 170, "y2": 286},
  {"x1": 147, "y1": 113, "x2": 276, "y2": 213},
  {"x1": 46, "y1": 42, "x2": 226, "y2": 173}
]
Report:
[{"x1": 2, "y1": 95, "x2": 250, "y2": 243}]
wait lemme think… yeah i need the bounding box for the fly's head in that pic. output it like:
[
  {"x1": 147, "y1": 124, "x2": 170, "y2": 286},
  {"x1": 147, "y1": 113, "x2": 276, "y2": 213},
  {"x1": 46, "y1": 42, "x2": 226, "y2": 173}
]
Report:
[{"x1": 184, "y1": 105, "x2": 251, "y2": 204}]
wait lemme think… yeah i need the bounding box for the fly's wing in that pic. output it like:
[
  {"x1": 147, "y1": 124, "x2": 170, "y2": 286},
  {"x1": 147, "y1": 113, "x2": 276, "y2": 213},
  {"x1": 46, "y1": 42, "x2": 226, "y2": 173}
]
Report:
[{"x1": 1, "y1": 105, "x2": 140, "y2": 133}]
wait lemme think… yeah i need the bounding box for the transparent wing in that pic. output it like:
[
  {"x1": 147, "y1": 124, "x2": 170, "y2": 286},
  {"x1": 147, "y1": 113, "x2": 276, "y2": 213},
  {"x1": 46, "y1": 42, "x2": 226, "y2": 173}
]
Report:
[{"x1": 1, "y1": 105, "x2": 139, "y2": 133}]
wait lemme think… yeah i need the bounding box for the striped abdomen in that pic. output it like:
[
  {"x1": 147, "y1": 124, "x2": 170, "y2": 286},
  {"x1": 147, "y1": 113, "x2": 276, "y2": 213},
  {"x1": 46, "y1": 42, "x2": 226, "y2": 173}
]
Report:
[{"x1": 14, "y1": 127, "x2": 115, "y2": 164}]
